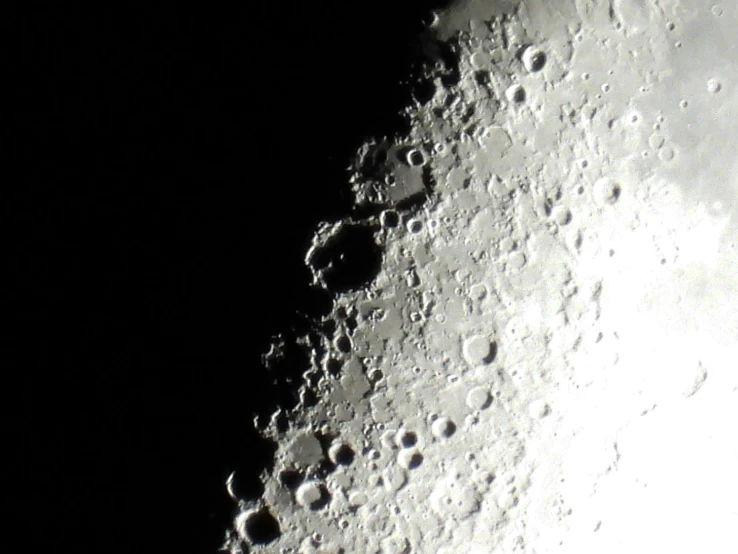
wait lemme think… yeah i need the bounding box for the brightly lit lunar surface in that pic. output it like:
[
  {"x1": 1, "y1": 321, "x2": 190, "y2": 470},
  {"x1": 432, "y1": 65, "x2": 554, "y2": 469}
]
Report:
[{"x1": 222, "y1": 1, "x2": 738, "y2": 553}]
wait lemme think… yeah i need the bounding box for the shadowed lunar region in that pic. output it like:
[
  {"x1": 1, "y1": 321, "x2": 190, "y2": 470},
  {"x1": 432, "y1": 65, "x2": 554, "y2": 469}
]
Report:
[
  {"x1": 7, "y1": 3, "x2": 465, "y2": 553},
  {"x1": 222, "y1": 1, "x2": 738, "y2": 553}
]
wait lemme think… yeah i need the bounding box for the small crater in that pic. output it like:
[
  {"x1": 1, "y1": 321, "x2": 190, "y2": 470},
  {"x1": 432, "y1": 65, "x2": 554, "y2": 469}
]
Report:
[
  {"x1": 528, "y1": 399, "x2": 552, "y2": 419},
  {"x1": 552, "y1": 206, "x2": 572, "y2": 226},
  {"x1": 335, "y1": 334, "x2": 352, "y2": 354},
  {"x1": 499, "y1": 236, "x2": 517, "y2": 253},
  {"x1": 475, "y1": 70, "x2": 490, "y2": 86},
  {"x1": 300, "y1": 386, "x2": 318, "y2": 407},
  {"x1": 462, "y1": 335, "x2": 498, "y2": 365},
  {"x1": 345, "y1": 315, "x2": 357, "y2": 333},
  {"x1": 466, "y1": 386, "x2": 492, "y2": 411},
  {"x1": 469, "y1": 283, "x2": 488, "y2": 300},
  {"x1": 407, "y1": 218, "x2": 424, "y2": 234},
  {"x1": 431, "y1": 416, "x2": 456, "y2": 439},
  {"x1": 505, "y1": 83, "x2": 526, "y2": 103},
  {"x1": 380, "y1": 210, "x2": 399, "y2": 228},
  {"x1": 658, "y1": 146, "x2": 675, "y2": 162},
  {"x1": 239, "y1": 509, "x2": 281, "y2": 546},
  {"x1": 521, "y1": 46, "x2": 546, "y2": 72},
  {"x1": 707, "y1": 78, "x2": 722, "y2": 93},
  {"x1": 508, "y1": 251, "x2": 527, "y2": 270},
  {"x1": 398, "y1": 430, "x2": 418, "y2": 448},
  {"x1": 405, "y1": 148, "x2": 426, "y2": 167},
  {"x1": 295, "y1": 480, "x2": 331, "y2": 510},
  {"x1": 328, "y1": 442, "x2": 355, "y2": 466},
  {"x1": 367, "y1": 369, "x2": 384, "y2": 387},
  {"x1": 325, "y1": 357, "x2": 343, "y2": 377},
  {"x1": 348, "y1": 491, "x2": 368, "y2": 507},
  {"x1": 648, "y1": 133, "x2": 665, "y2": 150},
  {"x1": 279, "y1": 468, "x2": 303, "y2": 490},
  {"x1": 398, "y1": 450, "x2": 424, "y2": 470},
  {"x1": 593, "y1": 177, "x2": 622, "y2": 205}
]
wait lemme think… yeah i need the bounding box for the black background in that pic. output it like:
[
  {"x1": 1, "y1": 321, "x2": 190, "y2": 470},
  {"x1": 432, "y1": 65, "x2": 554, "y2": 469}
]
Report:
[{"x1": 5, "y1": 2, "x2": 453, "y2": 552}]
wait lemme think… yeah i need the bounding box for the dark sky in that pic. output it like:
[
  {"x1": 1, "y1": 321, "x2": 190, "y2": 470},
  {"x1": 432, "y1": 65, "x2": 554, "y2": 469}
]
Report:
[{"x1": 5, "y1": 3, "x2": 454, "y2": 552}]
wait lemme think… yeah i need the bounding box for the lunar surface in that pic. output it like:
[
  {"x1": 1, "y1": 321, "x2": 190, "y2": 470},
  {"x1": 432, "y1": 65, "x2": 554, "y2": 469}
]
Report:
[{"x1": 222, "y1": 1, "x2": 738, "y2": 552}]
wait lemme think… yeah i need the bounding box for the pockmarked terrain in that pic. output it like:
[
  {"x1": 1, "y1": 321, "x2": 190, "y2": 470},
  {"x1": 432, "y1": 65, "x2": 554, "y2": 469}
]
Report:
[{"x1": 223, "y1": 1, "x2": 738, "y2": 552}]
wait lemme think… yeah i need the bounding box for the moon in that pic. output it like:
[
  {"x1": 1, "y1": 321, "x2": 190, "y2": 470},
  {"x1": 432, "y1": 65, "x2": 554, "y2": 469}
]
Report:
[{"x1": 222, "y1": 1, "x2": 738, "y2": 552}]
